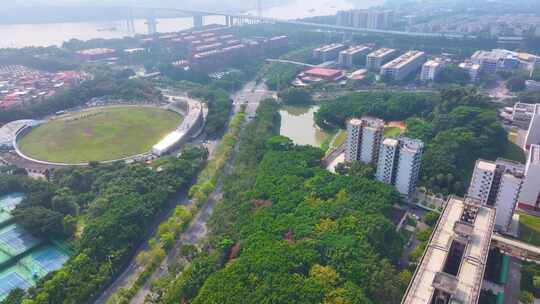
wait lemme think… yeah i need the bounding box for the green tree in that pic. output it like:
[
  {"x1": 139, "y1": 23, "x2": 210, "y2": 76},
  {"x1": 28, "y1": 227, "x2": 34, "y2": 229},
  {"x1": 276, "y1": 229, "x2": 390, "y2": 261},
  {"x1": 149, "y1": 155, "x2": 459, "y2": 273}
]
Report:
[
  {"x1": 278, "y1": 88, "x2": 313, "y2": 105},
  {"x1": 519, "y1": 291, "x2": 534, "y2": 304},
  {"x1": 423, "y1": 211, "x2": 440, "y2": 227}
]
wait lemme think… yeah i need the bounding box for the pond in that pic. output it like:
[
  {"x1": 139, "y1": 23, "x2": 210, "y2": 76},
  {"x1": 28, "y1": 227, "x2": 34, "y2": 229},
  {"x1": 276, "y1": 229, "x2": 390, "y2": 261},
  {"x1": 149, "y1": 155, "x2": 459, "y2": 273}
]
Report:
[{"x1": 279, "y1": 105, "x2": 332, "y2": 147}]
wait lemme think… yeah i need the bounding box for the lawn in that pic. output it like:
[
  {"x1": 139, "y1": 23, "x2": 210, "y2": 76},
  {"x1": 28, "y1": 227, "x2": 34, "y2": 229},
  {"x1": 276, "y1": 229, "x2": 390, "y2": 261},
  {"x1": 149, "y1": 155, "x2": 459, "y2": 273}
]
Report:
[
  {"x1": 384, "y1": 126, "x2": 404, "y2": 138},
  {"x1": 518, "y1": 211, "x2": 540, "y2": 247},
  {"x1": 501, "y1": 141, "x2": 526, "y2": 163},
  {"x1": 18, "y1": 106, "x2": 182, "y2": 163}
]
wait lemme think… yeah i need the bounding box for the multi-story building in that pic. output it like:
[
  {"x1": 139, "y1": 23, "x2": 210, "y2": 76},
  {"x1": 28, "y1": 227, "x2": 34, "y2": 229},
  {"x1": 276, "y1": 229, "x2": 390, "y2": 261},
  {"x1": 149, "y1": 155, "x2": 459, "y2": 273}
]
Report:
[
  {"x1": 493, "y1": 159, "x2": 525, "y2": 231},
  {"x1": 376, "y1": 137, "x2": 424, "y2": 201},
  {"x1": 345, "y1": 117, "x2": 385, "y2": 164},
  {"x1": 524, "y1": 104, "x2": 540, "y2": 149},
  {"x1": 526, "y1": 80, "x2": 540, "y2": 92},
  {"x1": 512, "y1": 102, "x2": 539, "y2": 128},
  {"x1": 467, "y1": 159, "x2": 524, "y2": 231},
  {"x1": 380, "y1": 51, "x2": 426, "y2": 81},
  {"x1": 366, "y1": 48, "x2": 398, "y2": 71},
  {"x1": 336, "y1": 9, "x2": 394, "y2": 29},
  {"x1": 75, "y1": 48, "x2": 116, "y2": 61},
  {"x1": 394, "y1": 138, "x2": 424, "y2": 201},
  {"x1": 345, "y1": 116, "x2": 424, "y2": 201},
  {"x1": 367, "y1": 10, "x2": 394, "y2": 30},
  {"x1": 458, "y1": 62, "x2": 481, "y2": 82},
  {"x1": 471, "y1": 50, "x2": 503, "y2": 73},
  {"x1": 313, "y1": 44, "x2": 348, "y2": 62},
  {"x1": 345, "y1": 118, "x2": 363, "y2": 163},
  {"x1": 518, "y1": 144, "x2": 540, "y2": 211},
  {"x1": 338, "y1": 45, "x2": 371, "y2": 68},
  {"x1": 469, "y1": 49, "x2": 540, "y2": 74},
  {"x1": 467, "y1": 160, "x2": 498, "y2": 205},
  {"x1": 420, "y1": 59, "x2": 446, "y2": 82},
  {"x1": 376, "y1": 138, "x2": 399, "y2": 184},
  {"x1": 402, "y1": 196, "x2": 496, "y2": 304}
]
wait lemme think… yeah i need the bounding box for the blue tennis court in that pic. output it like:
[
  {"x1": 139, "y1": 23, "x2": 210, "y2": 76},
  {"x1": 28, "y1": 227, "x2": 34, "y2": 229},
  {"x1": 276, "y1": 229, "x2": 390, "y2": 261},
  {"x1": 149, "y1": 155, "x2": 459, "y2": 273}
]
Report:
[
  {"x1": 32, "y1": 247, "x2": 69, "y2": 272},
  {"x1": 0, "y1": 272, "x2": 31, "y2": 298},
  {"x1": 0, "y1": 225, "x2": 40, "y2": 255}
]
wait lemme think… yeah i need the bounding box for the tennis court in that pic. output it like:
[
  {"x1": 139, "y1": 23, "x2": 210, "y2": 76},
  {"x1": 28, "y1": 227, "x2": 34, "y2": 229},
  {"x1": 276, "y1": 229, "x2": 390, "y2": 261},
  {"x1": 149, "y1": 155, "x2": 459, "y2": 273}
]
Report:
[
  {"x1": 0, "y1": 193, "x2": 24, "y2": 212},
  {"x1": 0, "y1": 225, "x2": 40, "y2": 256},
  {"x1": 0, "y1": 193, "x2": 25, "y2": 226},
  {"x1": 0, "y1": 271, "x2": 31, "y2": 299},
  {"x1": 31, "y1": 246, "x2": 69, "y2": 273},
  {"x1": 0, "y1": 211, "x2": 12, "y2": 226}
]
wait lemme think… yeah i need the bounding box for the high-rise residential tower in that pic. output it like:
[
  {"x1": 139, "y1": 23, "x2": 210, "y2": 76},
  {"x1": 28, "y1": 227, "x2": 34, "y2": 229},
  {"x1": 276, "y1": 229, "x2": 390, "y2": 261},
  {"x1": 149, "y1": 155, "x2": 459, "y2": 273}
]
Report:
[
  {"x1": 467, "y1": 159, "x2": 524, "y2": 231},
  {"x1": 518, "y1": 144, "x2": 540, "y2": 211},
  {"x1": 376, "y1": 137, "x2": 424, "y2": 201},
  {"x1": 345, "y1": 117, "x2": 384, "y2": 164}
]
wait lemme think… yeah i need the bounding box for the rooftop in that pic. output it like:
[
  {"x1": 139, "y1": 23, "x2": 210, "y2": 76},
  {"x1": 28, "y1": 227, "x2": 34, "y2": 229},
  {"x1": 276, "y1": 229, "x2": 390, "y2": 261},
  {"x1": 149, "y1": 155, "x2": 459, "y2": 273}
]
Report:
[
  {"x1": 152, "y1": 130, "x2": 185, "y2": 152},
  {"x1": 476, "y1": 159, "x2": 497, "y2": 172},
  {"x1": 530, "y1": 145, "x2": 540, "y2": 165},
  {"x1": 423, "y1": 59, "x2": 444, "y2": 68},
  {"x1": 382, "y1": 50, "x2": 426, "y2": 70},
  {"x1": 383, "y1": 138, "x2": 399, "y2": 147},
  {"x1": 399, "y1": 137, "x2": 424, "y2": 152},
  {"x1": 304, "y1": 68, "x2": 343, "y2": 78},
  {"x1": 367, "y1": 48, "x2": 396, "y2": 58},
  {"x1": 402, "y1": 196, "x2": 495, "y2": 304},
  {"x1": 76, "y1": 48, "x2": 115, "y2": 55},
  {"x1": 361, "y1": 116, "x2": 385, "y2": 129},
  {"x1": 315, "y1": 43, "x2": 346, "y2": 52},
  {"x1": 340, "y1": 45, "x2": 370, "y2": 55}
]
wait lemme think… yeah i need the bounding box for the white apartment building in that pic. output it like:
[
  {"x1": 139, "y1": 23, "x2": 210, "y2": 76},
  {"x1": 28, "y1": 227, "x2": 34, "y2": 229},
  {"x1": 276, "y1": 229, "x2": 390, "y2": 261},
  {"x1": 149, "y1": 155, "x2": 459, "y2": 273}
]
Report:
[
  {"x1": 420, "y1": 59, "x2": 446, "y2": 82},
  {"x1": 367, "y1": 11, "x2": 394, "y2": 29},
  {"x1": 518, "y1": 144, "x2": 540, "y2": 211},
  {"x1": 366, "y1": 48, "x2": 398, "y2": 70},
  {"x1": 467, "y1": 160, "x2": 498, "y2": 205},
  {"x1": 470, "y1": 49, "x2": 540, "y2": 74},
  {"x1": 394, "y1": 138, "x2": 424, "y2": 200},
  {"x1": 345, "y1": 117, "x2": 384, "y2": 164},
  {"x1": 524, "y1": 104, "x2": 540, "y2": 150},
  {"x1": 493, "y1": 159, "x2": 524, "y2": 231},
  {"x1": 467, "y1": 159, "x2": 525, "y2": 231},
  {"x1": 512, "y1": 102, "x2": 538, "y2": 128},
  {"x1": 375, "y1": 137, "x2": 424, "y2": 201},
  {"x1": 345, "y1": 118, "x2": 363, "y2": 162},
  {"x1": 376, "y1": 138, "x2": 399, "y2": 184},
  {"x1": 458, "y1": 62, "x2": 481, "y2": 82},
  {"x1": 381, "y1": 51, "x2": 426, "y2": 81},
  {"x1": 336, "y1": 9, "x2": 394, "y2": 29},
  {"x1": 338, "y1": 45, "x2": 371, "y2": 68},
  {"x1": 313, "y1": 43, "x2": 348, "y2": 62}
]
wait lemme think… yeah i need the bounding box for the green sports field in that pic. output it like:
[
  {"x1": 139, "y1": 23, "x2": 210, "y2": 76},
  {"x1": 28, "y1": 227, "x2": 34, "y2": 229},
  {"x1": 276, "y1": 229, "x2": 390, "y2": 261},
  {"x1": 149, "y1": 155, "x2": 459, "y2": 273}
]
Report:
[{"x1": 18, "y1": 106, "x2": 182, "y2": 163}]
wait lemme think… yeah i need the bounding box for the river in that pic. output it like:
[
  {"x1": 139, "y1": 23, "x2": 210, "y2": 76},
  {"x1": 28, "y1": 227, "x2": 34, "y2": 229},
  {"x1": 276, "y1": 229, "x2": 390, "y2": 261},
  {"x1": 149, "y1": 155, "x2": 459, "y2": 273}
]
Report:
[
  {"x1": 0, "y1": 0, "x2": 384, "y2": 48},
  {"x1": 279, "y1": 105, "x2": 332, "y2": 147}
]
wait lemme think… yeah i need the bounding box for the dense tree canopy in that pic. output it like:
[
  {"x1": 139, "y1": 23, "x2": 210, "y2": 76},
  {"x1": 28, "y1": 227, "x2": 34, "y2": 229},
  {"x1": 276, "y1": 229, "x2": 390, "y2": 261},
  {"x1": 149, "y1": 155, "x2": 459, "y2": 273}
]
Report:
[
  {"x1": 157, "y1": 100, "x2": 408, "y2": 304},
  {"x1": 314, "y1": 91, "x2": 436, "y2": 130},
  {"x1": 278, "y1": 87, "x2": 313, "y2": 105},
  {"x1": 1, "y1": 147, "x2": 207, "y2": 304}
]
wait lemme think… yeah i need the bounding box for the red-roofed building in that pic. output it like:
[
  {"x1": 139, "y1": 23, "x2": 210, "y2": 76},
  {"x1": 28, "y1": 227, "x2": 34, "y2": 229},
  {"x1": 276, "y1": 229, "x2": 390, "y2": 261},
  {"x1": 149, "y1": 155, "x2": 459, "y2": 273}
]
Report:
[{"x1": 302, "y1": 68, "x2": 345, "y2": 82}]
